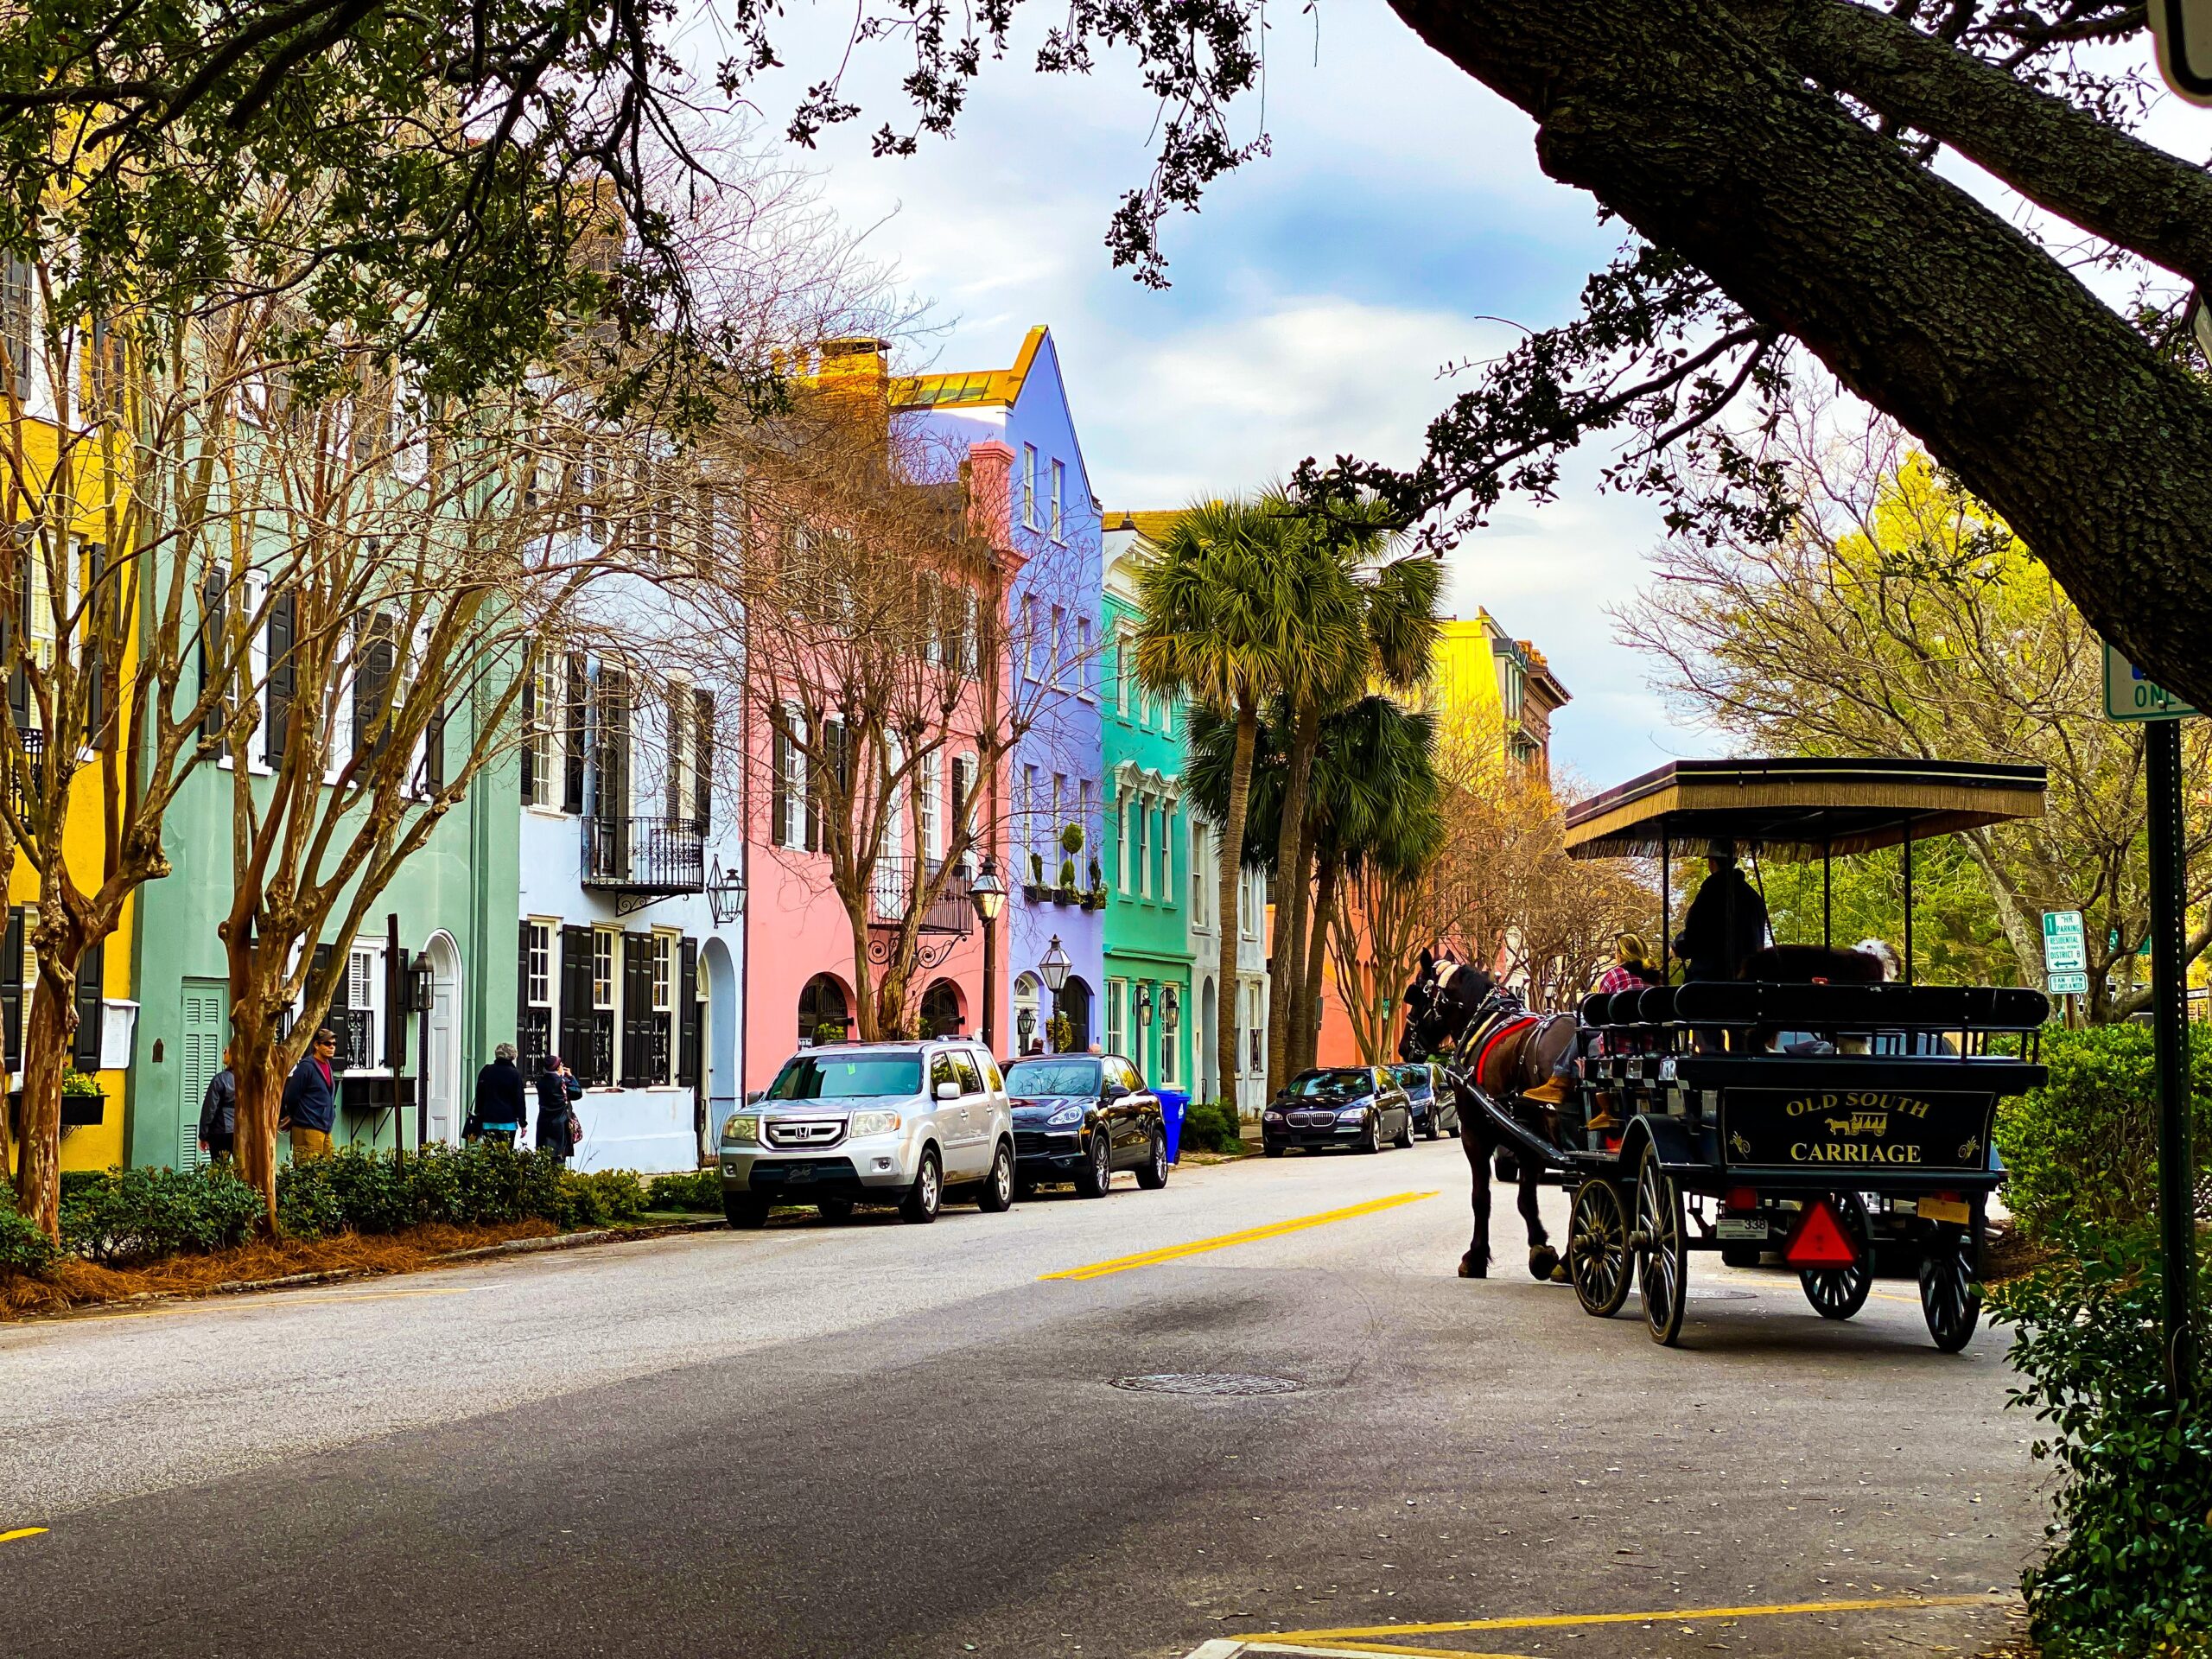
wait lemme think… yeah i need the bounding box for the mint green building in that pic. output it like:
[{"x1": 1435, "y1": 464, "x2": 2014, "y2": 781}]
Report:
[
  {"x1": 126, "y1": 686, "x2": 521, "y2": 1172},
  {"x1": 1098, "y1": 518, "x2": 1195, "y2": 1093}
]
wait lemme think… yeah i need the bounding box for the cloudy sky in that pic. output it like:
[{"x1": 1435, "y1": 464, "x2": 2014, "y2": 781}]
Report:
[{"x1": 695, "y1": 3, "x2": 2188, "y2": 789}]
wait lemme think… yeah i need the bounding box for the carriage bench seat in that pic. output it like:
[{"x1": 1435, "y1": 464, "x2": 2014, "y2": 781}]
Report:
[{"x1": 1666, "y1": 981, "x2": 2050, "y2": 1033}]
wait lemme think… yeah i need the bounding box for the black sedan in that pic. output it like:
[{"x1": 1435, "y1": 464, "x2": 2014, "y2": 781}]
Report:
[
  {"x1": 1003, "y1": 1053, "x2": 1168, "y2": 1198},
  {"x1": 1391, "y1": 1061, "x2": 1459, "y2": 1140},
  {"x1": 1262, "y1": 1066, "x2": 1415, "y2": 1156}
]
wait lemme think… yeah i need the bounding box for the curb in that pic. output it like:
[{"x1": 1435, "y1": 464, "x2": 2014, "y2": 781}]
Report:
[{"x1": 429, "y1": 1217, "x2": 727, "y2": 1263}]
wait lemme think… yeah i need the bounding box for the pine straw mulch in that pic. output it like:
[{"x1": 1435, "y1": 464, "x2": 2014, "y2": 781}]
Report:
[
  {"x1": 0, "y1": 1218, "x2": 559, "y2": 1319},
  {"x1": 1982, "y1": 1219, "x2": 2058, "y2": 1285}
]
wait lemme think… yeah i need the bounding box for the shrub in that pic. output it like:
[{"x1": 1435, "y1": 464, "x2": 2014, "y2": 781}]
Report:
[
  {"x1": 60, "y1": 1164, "x2": 264, "y2": 1265},
  {"x1": 0, "y1": 1205, "x2": 58, "y2": 1276},
  {"x1": 1180, "y1": 1097, "x2": 1246, "y2": 1154},
  {"x1": 555, "y1": 1168, "x2": 649, "y2": 1229},
  {"x1": 649, "y1": 1166, "x2": 723, "y2": 1212},
  {"x1": 1994, "y1": 1022, "x2": 2212, "y2": 1241},
  {"x1": 1991, "y1": 1224, "x2": 2212, "y2": 1656}
]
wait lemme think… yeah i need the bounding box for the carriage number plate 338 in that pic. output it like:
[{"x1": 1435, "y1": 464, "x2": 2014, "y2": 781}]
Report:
[{"x1": 1715, "y1": 1218, "x2": 1769, "y2": 1241}]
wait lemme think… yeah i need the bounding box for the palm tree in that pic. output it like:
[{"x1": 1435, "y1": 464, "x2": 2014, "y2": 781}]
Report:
[
  {"x1": 1133, "y1": 498, "x2": 1290, "y2": 1104},
  {"x1": 1262, "y1": 505, "x2": 1440, "y2": 1094}
]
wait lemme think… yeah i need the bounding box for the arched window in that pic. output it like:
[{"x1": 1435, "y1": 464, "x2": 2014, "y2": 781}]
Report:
[
  {"x1": 1013, "y1": 973, "x2": 1042, "y2": 1053},
  {"x1": 919, "y1": 978, "x2": 965, "y2": 1039},
  {"x1": 798, "y1": 974, "x2": 850, "y2": 1048}
]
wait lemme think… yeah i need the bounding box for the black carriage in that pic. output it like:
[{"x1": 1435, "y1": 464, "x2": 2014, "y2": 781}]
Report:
[{"x1": 1472, "y1": 758, "x2": 2050, "y2": 1351}]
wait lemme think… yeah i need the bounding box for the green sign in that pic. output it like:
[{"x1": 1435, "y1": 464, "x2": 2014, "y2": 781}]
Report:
[
  {"x1": 2049, "y1": 971, "x2": 2090, "y2": 997},
  {"x1": 2105, "y1": 644, "x2": 2198, "y2": 722},
  {"x1": 2043, "y1": 909, "x2": 2088, "y2": 975}
]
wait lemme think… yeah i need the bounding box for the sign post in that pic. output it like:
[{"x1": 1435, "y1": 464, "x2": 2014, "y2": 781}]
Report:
[
  {"x1": 2042, "y1": 908, "x2": 2088, "y2": 1001},
  {"x1": 2103, "y1": 640, "x2": 2197, "y2": 1398}
]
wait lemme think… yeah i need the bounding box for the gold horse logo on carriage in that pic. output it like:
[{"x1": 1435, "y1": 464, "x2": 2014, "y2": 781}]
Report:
[{"x1": 1822, "y1": 1110, "x2": 1891, "y2": 1139}]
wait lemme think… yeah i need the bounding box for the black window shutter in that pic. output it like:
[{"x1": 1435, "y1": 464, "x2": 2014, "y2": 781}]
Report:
[
  {"x1": 620, "y1": 931, "x2": 653, "y2": 1085},
  {"x1": 677, "y1": 937, "x2": 701, "y2": 1088},
  {"x1": 83, "y1": 543, "x2": 105, "y2": 746},
  {"x1": 692, "y1": 690, "x2": 713, "y2": 831},
  {"x1": 322, "y1": 941, "x2": 350, "y2": 1066},
  {"x1": 771, "y1": 725, "x2": 790, "y2": 847},
  {"x1": 0, "y1": 906, "x2": 21, "y2": 1072},
  {"x1": 264, "y1": 588, "x2": 296, "y2": 767},
  {"x1": 518, "y1": 659, "x2": 536, "y2": 804},
  {"x1": 601, "y1": 666, "x2": 630, "y2": 817},
  {"x1": 71, "y1": 940, "x2": 104, "y2": 1071},
  {"x1": 559, "y1": 924, "x2": 595, "y2": 1083},
  {"x1": 518, "y1": 920, "x2": 532, "y2": 1027},
  {"x1": 562, "y1": 651, "x2": 588, "y2": 813},
  {"x1": 199, "y1": 574, "x2": 226, "y2": 741},
  {"x1": 423, "y1": 700, "x2": 445, "y2": 792},
  {"x1": 353, "y1": 616, "x2": 395, "y2": 764},
  {"x1": 664, "y1": 690, "x2": 685, "y2": 822}
]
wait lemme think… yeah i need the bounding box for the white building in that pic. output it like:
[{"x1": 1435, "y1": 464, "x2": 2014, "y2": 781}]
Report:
[{"x1": 1187, "y1": 825, "x2": 1270, "y2": 1119}]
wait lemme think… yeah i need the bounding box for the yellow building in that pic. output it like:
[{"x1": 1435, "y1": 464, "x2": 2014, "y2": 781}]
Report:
[
  {"x1": 1421, "y1": 611, "x2": 1571, "y2": 775},
  {"x1": 2, "y1": 264, "x2": 135, "y2": 1175}
]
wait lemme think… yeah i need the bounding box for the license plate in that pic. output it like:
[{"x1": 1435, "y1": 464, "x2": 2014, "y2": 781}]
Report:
[
  {"x1": 779, "y1": 1166, "x2": 812, "y2": 1185},
  {"x1": 1716, "y1": 1217, "x2": 1768, "y2": 1241},
  {"x1": 1920, "y1": 1198, "x2": 1969, "y2": 1225}
]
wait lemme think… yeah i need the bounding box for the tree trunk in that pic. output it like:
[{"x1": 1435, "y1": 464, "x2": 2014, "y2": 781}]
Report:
[
  {"x1": 232, "y1": 1029, "x2": 284, "y2": 1220},
  {"x1": 1295, "y1": 844, "x2": 1339, "y2": 1073},
  {"x1": 1264, "y1": 702, "x2": 1321, "y2": 1095},
  {"x1": 1388, "y1": 0, "x2": 2212, "y2": 714},
  {"x1": 1215, "y1": 700, "x2": 1259, "y2": 1106},
  {"x1": 14, "y1": 969, "x2": 71, "y2": 1239}
]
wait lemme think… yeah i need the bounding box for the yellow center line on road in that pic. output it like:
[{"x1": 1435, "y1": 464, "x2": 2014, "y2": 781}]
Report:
[
  {"x1": 1257, "y1": 1591, "x2": 2012, "y2": 1644},
  {"x1": 1040, "y1": 1192, "x2": 1439, "y2": 1281},
  {"x1": 1, "y1": 1528, "x2": 48, "y2": 1544}
]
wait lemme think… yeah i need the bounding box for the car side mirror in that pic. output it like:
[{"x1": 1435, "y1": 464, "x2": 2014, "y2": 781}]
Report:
[{"x1": 934, "y1": 1080, "x2": 960, "y2": 1101}]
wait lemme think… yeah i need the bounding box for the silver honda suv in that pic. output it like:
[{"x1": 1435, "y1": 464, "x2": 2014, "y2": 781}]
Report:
[{"x1": 719, "y1": 1040, "x2": 1016, "y2": 1228}]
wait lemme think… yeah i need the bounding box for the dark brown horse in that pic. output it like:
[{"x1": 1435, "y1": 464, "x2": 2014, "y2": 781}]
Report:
[{"x1": 1400, "y1": 950, "x2": 1574, "y2": 1281}]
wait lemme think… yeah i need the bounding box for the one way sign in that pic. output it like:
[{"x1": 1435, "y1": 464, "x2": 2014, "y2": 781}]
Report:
[{"x1": 2152, "y1": 0, "x2": 2212, "y2": 104}]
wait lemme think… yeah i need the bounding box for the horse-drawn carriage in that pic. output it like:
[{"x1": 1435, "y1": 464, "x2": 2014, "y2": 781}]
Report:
[{"x1": 1407, "y1": 758, "x2": 2051, "y2": 1351}]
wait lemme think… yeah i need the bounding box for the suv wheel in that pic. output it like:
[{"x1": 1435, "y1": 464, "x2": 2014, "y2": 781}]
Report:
[
  {"x1": 976, "y1": 1140, "x2": 1015, "y2": 1212},
  {"x1": 899, "y1": 1149, "x2": 942, "y2": 1224},
  {"x1": 1076, "y1": 1131, "x2": 1114, "y2": 1198},
  {"x1": 1135, "y1": 1128, "x2": 1169, "y2": 1190},
  {"x1": 724, "y1": 1192, "x2": 770, "y2": 1230}
]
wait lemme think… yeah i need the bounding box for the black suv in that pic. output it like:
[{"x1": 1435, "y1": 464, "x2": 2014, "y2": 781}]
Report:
[
  {"x1": 1262, "y1": 1066, "x2": 1415, "y2": 1156},
  {"x1": 1390, "y1": 1061, "x2": 1459, "y2": 1140},
  {"x1": 1003, "y1": 1052, "x2": 1169, "y2": 1197}
]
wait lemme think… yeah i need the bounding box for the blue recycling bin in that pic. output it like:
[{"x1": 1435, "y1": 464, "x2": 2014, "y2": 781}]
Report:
[{"x1": 1154, "y1": 1089, "x2": 1191, "y2": 1163}]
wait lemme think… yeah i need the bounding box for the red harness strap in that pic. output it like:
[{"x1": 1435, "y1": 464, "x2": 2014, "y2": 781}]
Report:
[{"x1": 1473, "y1": 1013, "x2": 1539, "y2": 1090}]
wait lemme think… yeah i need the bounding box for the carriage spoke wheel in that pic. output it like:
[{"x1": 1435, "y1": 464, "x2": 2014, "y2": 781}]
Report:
[
  {"x1": 1567, "y1": 1179, "x2": 1632, "y2": 1319},
  {"x1": 1920, "y1": 1223, "x2": 1983, "y2": 1353},
  {"x1": 1799, "y1": 1192, "x2": 1874, "y2": 1321},
  {"x1": 1634, "y1": 1148, "x2": 1688, "y2": 1346}
]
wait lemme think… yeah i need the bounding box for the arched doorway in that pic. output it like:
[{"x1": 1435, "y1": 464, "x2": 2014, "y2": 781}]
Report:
[
  {"x1": 1013, "y1": 973, "x2": 1042, "y2": 1053},
  {"x1": 1059, "y1": 975, "x2": 1093, "y2": 1052},
  {"x1": 798, "y1": 973, "x2": 850, "y2": 1047},
  {"x1": 919, "y1": 977, "x2": 965, "y2": 1038},
  {"x1": 702, "y1": 937, "x2": 739, "y2": 1136},
  {"x1": 422, "y1": 931, "x2": 463, "y2": 1144},
  {"x1": 1199, "y1": 976, "x2": 1217, "y2": 1102}
]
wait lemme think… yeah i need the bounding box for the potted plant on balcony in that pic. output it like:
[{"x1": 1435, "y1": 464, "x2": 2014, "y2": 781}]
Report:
[
  {"x1": 1082, "y1": 856, "x2": 1107, "y2": 911},
  {"x1": 60, "y1": 1067, "x2": 105, "y2": 1127},
  {"x1": 1056, "y1": 823, "x2": 1084, "y2": 905}
]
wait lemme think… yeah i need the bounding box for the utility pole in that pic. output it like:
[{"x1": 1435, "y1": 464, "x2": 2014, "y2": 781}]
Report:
[{"x1": 2149, "y1": 719, "x2": 2196, "y2": 1398}]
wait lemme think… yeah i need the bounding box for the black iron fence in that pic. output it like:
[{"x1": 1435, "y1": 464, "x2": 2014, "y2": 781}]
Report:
[
  {"x1": 866, "y1": 856, "x2": 975, "y2": 936},
  {"x1": 581, "y1": 815, "x2": 707, "y2": 893}
]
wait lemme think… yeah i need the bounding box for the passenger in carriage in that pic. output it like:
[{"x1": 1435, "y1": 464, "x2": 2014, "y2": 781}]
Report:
[{"x1": 1523, "y1": 932, "x2": 1661, "y2": 1113}]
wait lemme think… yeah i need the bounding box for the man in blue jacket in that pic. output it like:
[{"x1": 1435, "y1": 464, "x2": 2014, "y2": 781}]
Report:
[{"x1": 280, "y1": 1027, "x2": 340, "y2": 1161}]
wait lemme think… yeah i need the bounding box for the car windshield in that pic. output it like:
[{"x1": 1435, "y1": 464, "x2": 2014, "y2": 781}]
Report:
[
  {"x1": 1289, "y1": 1069, "x2": 1372, "y2": 1098},
  {"x1": 1003, "y1": 1058, "x2": 1101, "y2": 1096},
  {"x1": 1389, "y1": 1065, "x2": 1430, "y2": 1095},
  {"x1": 765, "y1": 1053, "x2": 922, "y2": 1101}
]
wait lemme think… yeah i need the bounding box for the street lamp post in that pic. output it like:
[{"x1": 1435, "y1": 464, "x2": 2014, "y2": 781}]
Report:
[
  {"x1": 969, "y1": 856, "x2": 1007, "y2": 1054},
  {"x1": 1040, "y1": 934, "x2": 1071, "y2": 1052}
]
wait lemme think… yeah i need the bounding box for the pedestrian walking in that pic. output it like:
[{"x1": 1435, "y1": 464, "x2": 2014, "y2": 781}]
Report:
[
  {"x1": 535, "y1": 1053, "x2": 584, "y2": 1162},
  {"x1": 279, "y1": 1027, "x2": 340, "y2": 1162},
  {"x1": 197, "y1": 1046, "x2": 238, "y2": 1163},
  {"x1": 473, "y1": 1041, "x2": 528, "y2": 1148}
]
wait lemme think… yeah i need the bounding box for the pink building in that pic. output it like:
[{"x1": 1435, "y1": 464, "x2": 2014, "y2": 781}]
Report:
[{"x1": 739, "y1": 426, "x2": 1018, "y2": 1091}]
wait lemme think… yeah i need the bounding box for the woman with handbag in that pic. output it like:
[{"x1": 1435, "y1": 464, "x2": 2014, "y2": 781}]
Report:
[{"x1": 535, "y1": 1053, "x2": 585, "y2": 1162}]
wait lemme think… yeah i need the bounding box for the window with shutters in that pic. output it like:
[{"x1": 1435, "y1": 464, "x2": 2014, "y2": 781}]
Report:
[
  {"x1": 518, "y1": 920, "x2": 553, "y2": 1071},
  {"x1": 620, "y1": 931, "x2": 661, "y2": 1085},
  {"x1": 0, "y1": 256, "x2": 32, "y2": 404},
  {"x1": 1105, "y1": 979, "x2": 1126, "y2": 1056},
  {"x1": 771, "y1": 709, "x2": 808, "y2": 850},
  {"x1": 592, "y1": 929, "x2": 616, "y2": 1010},
  {"x1": 526, "y1": 923, "x2": 552, "y2": 1007},
  {"x1": 652, "y1": 931, "x2": 677, "y2": 1084},
  {"x1": 691, "y1": 689, "x2": 714, "y2": 832},
  {"x1": 264, "y1": 589, "x2": 296, "y2": 768},
  {"x1": 665, "y1": 677, "x2": 690, "y2": 823},
  {"x1": 562, "y1": 651, "x2": 588, "y2": 813},
  {"x1": 919, "y1": 751, "x2": 943, "y2": 867}
]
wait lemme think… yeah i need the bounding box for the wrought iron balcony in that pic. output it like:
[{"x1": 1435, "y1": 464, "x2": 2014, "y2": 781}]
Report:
[
  {"x1": 865, "y1": 857, "x2": 975, "y2": 969},
  {"x1": 582, "y1": 815, "x2": 708, "y2": 902}
]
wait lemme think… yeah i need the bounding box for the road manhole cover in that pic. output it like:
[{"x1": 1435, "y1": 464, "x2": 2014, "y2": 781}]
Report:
[{"x1": 1109, "y1": 1372, "x2": 1303, "y2": 1397}]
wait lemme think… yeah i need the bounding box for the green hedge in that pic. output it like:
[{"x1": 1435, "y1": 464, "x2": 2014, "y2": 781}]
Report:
[
  {"x1": 647, "y1": 1166, "x2": 723, "y2": 1212},
  {"x1": 1992, "y1": 1224, "x2": 2212, "y2": 1656},
  {"x1": 60, "y1": 1165, "x2": 265, "y2": 1265},
  {"x1": 1993, "y1": 1022, "x2": 2212, "y2": 1242},
  {"x1": 1180, "y1": 1098, "x2": 1246, "y2": 1154},
  {"x1": 0, "y1": 1205, "x2": 57, "y2": 1275}
]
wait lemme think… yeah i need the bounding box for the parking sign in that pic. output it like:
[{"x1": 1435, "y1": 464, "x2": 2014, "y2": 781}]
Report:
[{"x1": 2043, "y1": 910, "x2": 2088, "y2": 976}]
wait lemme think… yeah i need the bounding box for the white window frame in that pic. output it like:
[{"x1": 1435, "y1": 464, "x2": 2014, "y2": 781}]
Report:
[
  {"x1": 1105, "y1": 977, "x2": 1127, "y2": 1056},
  {"x1": 1113, "y1": 628, "x2": 1130, "y2": 717},
  {"x1": 1049, "y1": 604, "x2": 1065, "y2": 683},
  {"x1": 1021, "y1": 764, "x2": 1040, "y2": 880},
  {"x1": 1157, "y1": 804, "x2": 1173, "y2": 908},
  {"x1": 652, "y1": 929, "x2": 678, "y2": 1085},
  {"x1": 525, "y1": 920, "x2": 554, "y2": 1007},
  {"x1": 1075, "y1": 617, "x2": 1094, "y2": 701},
  {"x1": 1137, "y1": 794, "x2": 1153, "y2": 900},
  {"x1": 347, "y1": 941, "x2": 385, "y2": 1074},
  {"x1": 1117, "y1": 791, "x2": 1133, "y2": 893},
  {"x1": 775, "y1": 703, "x2": 809, "y2": 851},
  {"x1": 1021, "y1": 443, "x2": 1038, "y2": 529},
  {"x1": 920, "y1": 750, "x2": 944, "y2": 866},
  {"x1": 1049, "y1": 459, "x2": 1065, "y2": 541},
  {"x1": 592, "y1": 927, "x2": 617, "y2": 1012},
  {"x1": 1159, "y1": 1007, "x2": 1179, "y2": 1086}
]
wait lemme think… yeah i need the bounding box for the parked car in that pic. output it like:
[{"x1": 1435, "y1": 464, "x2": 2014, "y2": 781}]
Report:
[
  {"x1": 1390, "y1": 1061, "x2": 1459, "y2": 1140},
  {"x1": 719, "y1": 1040, "x2": 1015, "y2": 1227},
  {"x1": 1262, "y1": 1066, "x2": 1414, "y2": 1156},
  {"x1": 1002, "y1": 1052, "x2": 1168, "y2": 1198}
]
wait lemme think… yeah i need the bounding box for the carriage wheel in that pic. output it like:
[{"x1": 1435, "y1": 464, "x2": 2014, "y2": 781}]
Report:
[
  {"x1": 1798, "y1": 1192, "x2": 1874, "y2": 1322},
  {"x1": 1920, "y1": 1223, "x2": 1983, "y2": 1353},
  {"x1": 1567, "y1": 1179, "x2": 1632, "y2": 1319},
  {"x1": 1634, "y1": 1148, "x2": 1688, "y2": 1347}
]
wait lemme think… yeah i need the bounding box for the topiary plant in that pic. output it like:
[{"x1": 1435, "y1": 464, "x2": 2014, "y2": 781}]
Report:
[{"x1": 1060, "y1": 822, "x2": 1084, "y2": 855}]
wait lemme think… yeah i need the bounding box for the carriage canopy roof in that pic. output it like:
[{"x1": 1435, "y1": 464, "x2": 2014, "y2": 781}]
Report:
[{"x1": 1562, "y1": 758, "x2": 2046, "y2": 861}]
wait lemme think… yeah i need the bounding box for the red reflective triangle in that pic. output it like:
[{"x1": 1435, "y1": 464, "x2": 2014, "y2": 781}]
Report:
[{"x1": 1785, "y1": 1200, "x2": 1859, "y2": 1270}]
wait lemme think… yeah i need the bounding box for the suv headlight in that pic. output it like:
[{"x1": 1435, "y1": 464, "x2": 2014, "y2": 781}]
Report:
[
  {"x1": 847, "y1": 1109, "x2": 902, "y2": 1139},
  {"x1": 1047, "y1": 1103, "x2": 1084, "y2": 1127},
  {"x1": 722, "y1": 1113, "x2": 760, "y2": 1145}
]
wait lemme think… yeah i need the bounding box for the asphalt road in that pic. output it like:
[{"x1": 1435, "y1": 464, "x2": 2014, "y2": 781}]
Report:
[{"x1": 0, "y1": 1141, "x2": 2041, "y2": 1659}]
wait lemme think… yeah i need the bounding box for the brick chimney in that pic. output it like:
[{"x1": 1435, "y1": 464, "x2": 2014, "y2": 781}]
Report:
[{"x1": 964, "y1": 439, "x2": 1014, "y2": 550}]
